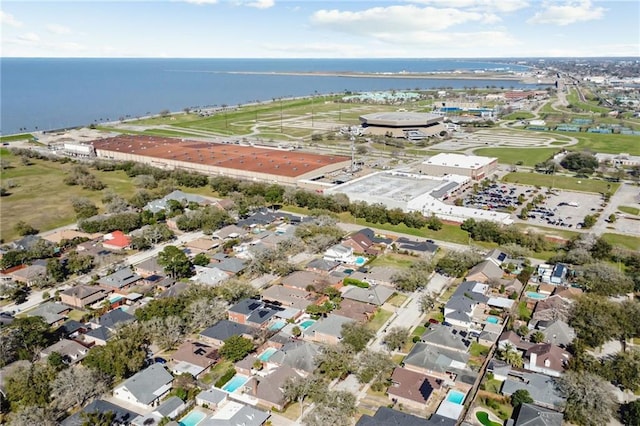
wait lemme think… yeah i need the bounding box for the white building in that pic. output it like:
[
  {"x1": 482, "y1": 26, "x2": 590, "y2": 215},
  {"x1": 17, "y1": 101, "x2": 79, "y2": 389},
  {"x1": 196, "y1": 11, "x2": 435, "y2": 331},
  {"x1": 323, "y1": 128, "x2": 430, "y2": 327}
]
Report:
[
  {"x1": 113, "y1": 364, "x2": 173, "y2": 409},
  {"x1": 418, "y1": 153, "x2": 498, "y2": 180}
]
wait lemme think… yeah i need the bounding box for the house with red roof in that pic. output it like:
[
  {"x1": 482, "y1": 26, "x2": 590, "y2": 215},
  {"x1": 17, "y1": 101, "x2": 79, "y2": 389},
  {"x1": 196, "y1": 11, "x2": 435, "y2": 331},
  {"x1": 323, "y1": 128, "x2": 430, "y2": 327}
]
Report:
[{"x1": 102, "y1": 231, "x2": 131, "y2": 250}]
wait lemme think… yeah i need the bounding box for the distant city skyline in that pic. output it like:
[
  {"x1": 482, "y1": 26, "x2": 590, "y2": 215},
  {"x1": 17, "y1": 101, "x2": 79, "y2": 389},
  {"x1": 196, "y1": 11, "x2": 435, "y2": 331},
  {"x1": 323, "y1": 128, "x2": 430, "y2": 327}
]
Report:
[{"x1": 1, "y1": 0, "x2": 638, "y2": 58}]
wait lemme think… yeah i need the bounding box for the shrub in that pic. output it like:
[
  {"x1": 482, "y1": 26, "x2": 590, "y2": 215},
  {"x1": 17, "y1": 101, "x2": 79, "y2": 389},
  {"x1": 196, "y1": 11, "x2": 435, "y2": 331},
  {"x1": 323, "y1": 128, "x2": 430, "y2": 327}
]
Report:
[
  {"x1": 214, "y1": 368, "x2": 236, "y2": 388},
  {"x1": 343, "y1": 277, "x2": 369, "y2": 288}
]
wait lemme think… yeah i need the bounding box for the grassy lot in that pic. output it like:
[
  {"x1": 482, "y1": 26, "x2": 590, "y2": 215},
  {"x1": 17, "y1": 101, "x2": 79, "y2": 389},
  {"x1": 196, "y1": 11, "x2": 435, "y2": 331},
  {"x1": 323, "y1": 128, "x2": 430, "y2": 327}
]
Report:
[
  {"x1": 366, "y1": 308, "x2": 393, "y2": 332},
  {"x1": 67, "y1": 310, "x2": 87, "y2": 322},
  {"x1": 200, "y1": 359, "x2": 234, "y2": 385},
  {"x1": 502, "y1": 172, "x2": 619, "y2": 194},
  {"x1": 573, "y1": 133, "x2": 640, "y2": 156},
  {"x1": 567, "y1": 88, "x2": 611, "y2": 114},
  {"x1": 386, "y1": 293, "x2": 408, "y2": 307},
  {"x1": 0, "y1": 133, "x2": 35, "y2": 143},
  {"x1": 368, "y1": 253, "x2": 418, "y2": 269},
  {"x1": 602, "y1": 233, "x2": 640, "y2": 251},
  {"x1": 472, "y1": 147, "x2": 558, "y2": 167},
  {"x1": 482, "y1": 378, "x2": 503, "y2": 394},
  {"x1": 618, "y1": 205, "x2": 640, "y2": 216},
  {"x1": 470, "y1": 342, "x2": 491, "y2": 357},
  {"x1": 501, "y1": 111, "x2": 535, "y2": 120},
  {"x1": 412, "y1": 325, "x2": 427, "y2": 337}
]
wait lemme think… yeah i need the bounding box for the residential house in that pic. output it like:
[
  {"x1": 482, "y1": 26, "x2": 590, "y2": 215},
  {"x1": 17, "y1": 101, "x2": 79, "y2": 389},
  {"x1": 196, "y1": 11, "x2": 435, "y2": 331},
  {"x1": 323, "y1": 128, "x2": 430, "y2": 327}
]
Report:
[
  {"x1": 511, "y1": 403, "x2": 563, "y2": 426},
  {"x1": 281, "y1": 270, "x2": 342, "y2": 293},
  {"x1": 200, "y1": 320, "x2": 255, "y2": 347},
  {"x1": 98, "y1": 267, "x2": 142, "y2": 292},
  {"x1": 171, "y1": 341, "x2": 220, "y2": 377},
  {"x1": 261, "y1": 285, "x2": 316, "y2": 310},
  {"x1": 357, "y1": 407, "x2": 456, "y2": 426},
  {"x1": 92, "y1": 308, "x2": 135, "y2": 331},
  {"x1": 350, "y1": 266, "x2": 399, "y2": 287},
  {"x1": 403, "y1": 342, "x2": 471, "y2": 385},
  {"x1": 443, "y1": 281, "x2": 489, "y2": 330},
  {"x1": 10, "y1": 263, "x2": 47, "y2": 286},
  {"x1": 211, "y1": 254, "x2": 247, "y2": 275},
  {"x1": 245, "y1": 365, "x2": 301, "y2": 411},
  {"x1": 537, "y1": 284, "x2": 555, "y2": 296},
  {"x1": 102, "y1": 231, "x2": 131, "y2": 250},
  {"x1": 342, "y1": 283, "x2": 395, "y2": 306},
  {"x1": 132, "y1": 396, "x2": 186, "y2": 426},
  {"x1": 421, "y1": 324, "x2": 472, "y2": 353},
  {"x1": 466, "y1": 260, "x2": 504, "y2": 283},
  {"x1": 553, "y1": 286, "x2": 583, "y2": 300},
  {"x1": 144, "y1": 190, "x2": 211, "y2": 214},
  {"x1": 199, "y1": 401, "x2": 270, "y2": 426},
  {"x1": 394, "y1": 237, "x2": 438, "y2": 256},
  {"x1": 303, "y1": 314, "x2": 354, "y2": 345},
  {"x1": 83, "y1": 326, "x2": 111, "y2": 346},
  {"x1": 501, "y1": 372, "x2": 564, "y2": 410},
  {"x1": 10, "y1": 235, "x2": 45, "y2": 251},
  {"x1": 134, "y1": 256, "x2": 164, "y2": 277},
  {"x1": 387, "y1": 367, "x2": 443, "y2": 410},
  {"x1": 158, "y1": 281, "x2": 189, "y2": 299},
  {"x1": 498, "y1": 331, "x2": 534, "y2": 352},
  {"x1": 531, "y1": 295, "x2": 572, "y2": 323},
  {"x1": 60, "y1": 399, "x2": 138, "y2": 426},
  {"x1": 190, "y1": 265, "x2": 229, "y2": 287},
  {"x1": 40, "y1": 339, "x2": 89, "y2": 364},
  {"x1": 535, "y1": 319, "x2": 575, "y2": 348},
  {"x1": 113, "y1": 364, "x2": 174, "y2": 409},
  {"x1": 186, "y1": 237, "x2": 219, "y2": 253},
  {"x1": 485, "y1": 249, "x2": 508, "y2": 266},
  {"x1": 26, "y1": 301, "x2": 71, "y2": 326},
  {"x1": 333, "y1": 298, "x2": 377, "y2": 322},
  {"x1": 342, "y1": 230, "x2": 377, "y2": 255},
  {"x1": 214, "y1": 224, "x2": 247, "y2": 240},
  {"x1": 323, "y1": 244, "x2": 354, "y2": 263},
  {"x1": 486, "y1": 358, "x2": 512, "y2": 381},
  {"x1": 57, "y1": 319, "x2": 87, "y2": 339},
  {"x1": 550, "y1": 264, "x2": 568, "y2": 285},
  {"x1": 227, "y1": 298, "x2": 284, "y2": 328},
  {"x1": 524, "y1": 344, "x2": 570, "y2": 377},
  {"x1": 42, "y1": 229, "x2": 100, "y2": 245},
  {"x1": 268, "y1": 340, "x2": 321, "y2": 375},
  {"x1": 196, "y1": 388, "x2": 228, "y2": 408},
  {"x1": 60, "y1": 285, "x2": 111, "y2": 309},
  {"x1": 305, "y1": 257, "x2": 339, "y2": 273}
]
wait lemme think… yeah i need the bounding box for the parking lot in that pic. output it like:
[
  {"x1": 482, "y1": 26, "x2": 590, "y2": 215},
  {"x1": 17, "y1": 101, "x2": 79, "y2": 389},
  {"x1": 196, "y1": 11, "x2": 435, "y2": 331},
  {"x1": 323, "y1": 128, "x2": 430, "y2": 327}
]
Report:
[{"x1": 456, "y1": 183, "x2": 607, "y2": 230}]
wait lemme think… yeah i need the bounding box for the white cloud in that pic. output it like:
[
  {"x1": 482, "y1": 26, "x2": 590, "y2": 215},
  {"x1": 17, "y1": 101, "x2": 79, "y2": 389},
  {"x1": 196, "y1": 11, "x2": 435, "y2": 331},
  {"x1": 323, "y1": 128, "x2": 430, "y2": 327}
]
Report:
[
  {"x1": 182, "y1": 0, "x2": 218, "y2": 4},
  {"x1": 1, "y1": 11, "x2": 23, "y2": 27},
  {"x1": 246, "y1": 0, "x2": 274, "y2": 9},
  {"x1": 17, "y1": 33, "x2": 41, "y2": 43},
  {"x1": 407, "y1": 0, "x2": 529, "y2": 13},
  {"x1": 528, "y1": 0, "x2": 606, "y2": 25},
  {"x1": 46, "y1": 24, "x2": 72, "y2": 35},
  {"x1": 312, "y1": 5, "x2": 498, "y2": 34}
]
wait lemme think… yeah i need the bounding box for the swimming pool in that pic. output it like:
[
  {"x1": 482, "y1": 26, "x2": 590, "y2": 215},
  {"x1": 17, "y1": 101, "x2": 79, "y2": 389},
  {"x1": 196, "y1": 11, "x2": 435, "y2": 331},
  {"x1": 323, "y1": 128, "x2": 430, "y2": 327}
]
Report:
[
  {"x1": 525, "y1": 291, "x2": 548, "y2": 300},
  {"x1": 268, "y1": 320, "x2": 286, "y2": 331},
  {"x1": 445, "y1": 390, "x2": 466, "y2": 405},
  {"x1": 222, "y1": 374, "x2": 249, "y2": 393},
  {"x1": 299, "y1": 319, "x2": 316, "y2": 329},
  {"x1": 258, "y1": 347, "x2": 277, "y2": 362},
  {"x1": 486, "y1": 316, "x2": 499, "y2": 324},
  {"x1": 179, "y1": 410, "x2": 206, "y2": 426},
  {"x1": 354, "y1": 256, "x2": 366, "y2": 266}
]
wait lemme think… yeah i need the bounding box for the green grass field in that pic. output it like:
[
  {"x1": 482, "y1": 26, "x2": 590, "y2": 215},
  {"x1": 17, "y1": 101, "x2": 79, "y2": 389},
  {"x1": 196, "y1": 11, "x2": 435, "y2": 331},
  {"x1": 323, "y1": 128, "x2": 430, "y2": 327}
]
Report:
[
  {"x1": 472, "y1": 147, "x2": 558, "y2": 167},
  {"x1": 566, "y1": 88, "x2": 611, "y2": 114},
  {"x1": 618, "y1": 206, "x2": 640, "y2": 216},
  {"x1": 368, "y1": 253, "x2": 418, "y2": 269},
  {"x1": 602, "y1": 233, "x2": 640, "y2": 251},
  {"x1": 366, "y1": 308, "x2": 393, "y2": 332},
  {"x1": 573, "y1": 133, "x2": 640, "y2": 156},
  {"x1": 0, "y1": 133, "x2": 35, "y2": 143},
  {"x1": 502, "y1": 172, "x2": 619, "y2": 194},
  {"x1": 501, "y1": 111, "x2": 535, "y2": 120}
]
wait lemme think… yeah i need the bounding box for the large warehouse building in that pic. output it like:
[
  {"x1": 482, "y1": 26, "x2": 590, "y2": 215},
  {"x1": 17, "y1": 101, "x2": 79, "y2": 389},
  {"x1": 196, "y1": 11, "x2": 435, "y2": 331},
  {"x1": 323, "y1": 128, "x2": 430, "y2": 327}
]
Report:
[
  {"x1": 325, "y1": 171, "x2": 513, "y2": 225},
  {"x1": 359, "y1": 112, "x2": 446, "y2": 140},
  {"x1": 92, "y1": 135, "x2": 351, "y2": 185},
  {"x1": 417, "y1": 153, "x2": 498, "y2": 180}
]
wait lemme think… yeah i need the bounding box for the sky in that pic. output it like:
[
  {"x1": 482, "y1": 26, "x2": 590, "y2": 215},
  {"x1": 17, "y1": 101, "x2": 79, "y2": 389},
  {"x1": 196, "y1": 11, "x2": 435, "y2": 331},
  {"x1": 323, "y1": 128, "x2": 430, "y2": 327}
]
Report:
[{"x1": 1, "y1": 0, "x2": 639, "y2": 58}]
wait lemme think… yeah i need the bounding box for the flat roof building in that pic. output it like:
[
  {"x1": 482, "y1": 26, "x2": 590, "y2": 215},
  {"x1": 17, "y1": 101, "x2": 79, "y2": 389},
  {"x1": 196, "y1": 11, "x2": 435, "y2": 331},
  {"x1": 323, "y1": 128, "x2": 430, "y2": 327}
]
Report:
[
  {"x1": 359, "y1": 112, "x2": 446, "y2": 140},
  {"x1": 92, "y1": 135, "x2": 350, "y2": 185},
  {"x1": 418, "y1": 153, "x2": 498, "y2": 180}
]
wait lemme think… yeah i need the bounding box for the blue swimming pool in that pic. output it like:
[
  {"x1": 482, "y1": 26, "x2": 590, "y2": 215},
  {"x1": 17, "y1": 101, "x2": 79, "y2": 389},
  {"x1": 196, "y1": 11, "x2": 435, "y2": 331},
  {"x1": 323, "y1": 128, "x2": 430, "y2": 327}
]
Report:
[
  {"x1": 486, "y1": 316, "x2": 499, "y2": 324},
  {"x1": 355, "y1": 256, "x2": 366, "y2": 266},
  {"x1": 525, "y1": 291, "x2": 548, "y2": 300},
  {"x1": 222, "y1": 374, "x2": 249, "y2": 393},
  {"x1": 446, "y1": 390, "x2": 466, "y2": 405},
  {"x1": 268, "y1": 320, "x2": 286, "y2": 331},
  {"x1": 299, "y1": 319, "x2": 316, "y2": 329},
  {"x1": 258, "y1": 347, "x2": 277, "y2": 362},
  {"x1": 179, "y1": 410, "x2": 206, "y2": 426}
]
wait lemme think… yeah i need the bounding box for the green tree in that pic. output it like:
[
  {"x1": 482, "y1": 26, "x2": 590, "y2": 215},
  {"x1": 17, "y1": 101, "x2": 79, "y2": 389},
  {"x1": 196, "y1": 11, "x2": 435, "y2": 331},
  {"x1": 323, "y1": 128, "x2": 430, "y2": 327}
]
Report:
[
  {"x1": 341, "y1": 322, "x2": 374, "y2": 353},
  {"x1": 192, "y1": 253, "x2": 210, "y2": 266},
  {"x1": 216, "y1": 279, "x2": 258, "y2": 304},
  {"x1": 10, "y1": 316, "x2": 52, "y2": 361},
  {"x1": 392, "y1": 260, "x2": 434, "y2": 292},
  {"x1": 315, "y1": 345, "x2": 355, "y2": 380},
  {"x1": 5, "y1": 363, "x2": 55, "y2": 409},
  {"x1": 14, "y1": 221, "x2": 38, "y2": 236},
  {"x1": 70, "y1": 197, "x2": 99, "y2": 220},
  {"x1": 530, "y1": 331, "x2": 545, "y2": 343},
  {"x1": 46, "y1": 258, "x2": 67, "y2": 283},
  {"x1": 569, "y1": 295, "x2": 621, "y2": 348},
  {"x1": 560, "y1": 152, "x2": 598, "y2": 172},
  {"x1": 383, "y1": 327, "x2": 409, "y2": 351},
  {"x1": 282, "y1": 374, "x2": 326, "y2": 418},
  {"x1": 157, "y1": 245, "x2": 192, "y2": 278},
  {"x1": 66, "y1": 251, "x2": 94, "y2": 275},
  {"x1": 510, "y1": 389, "x2": 534, "y2": 408},
  {"x1": 582, "y1": 214, "x2": 597, "y2": 229},
  {"x1": 219, "y1": 336, "x2": 255, "y2": 362},
  {"x1": 620, "y1": 400, "x2": 640, "y2": 426},
  {"x1": 557, "y1": 371, "x2": 616, "y2": 426}
]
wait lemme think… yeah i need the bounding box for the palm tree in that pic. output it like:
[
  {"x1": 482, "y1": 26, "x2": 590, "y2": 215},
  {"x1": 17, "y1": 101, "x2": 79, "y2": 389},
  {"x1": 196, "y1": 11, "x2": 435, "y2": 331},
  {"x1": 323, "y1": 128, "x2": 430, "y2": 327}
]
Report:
[{"x1": 498, "y1": 343, "x2": 524, "y2": 368}]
